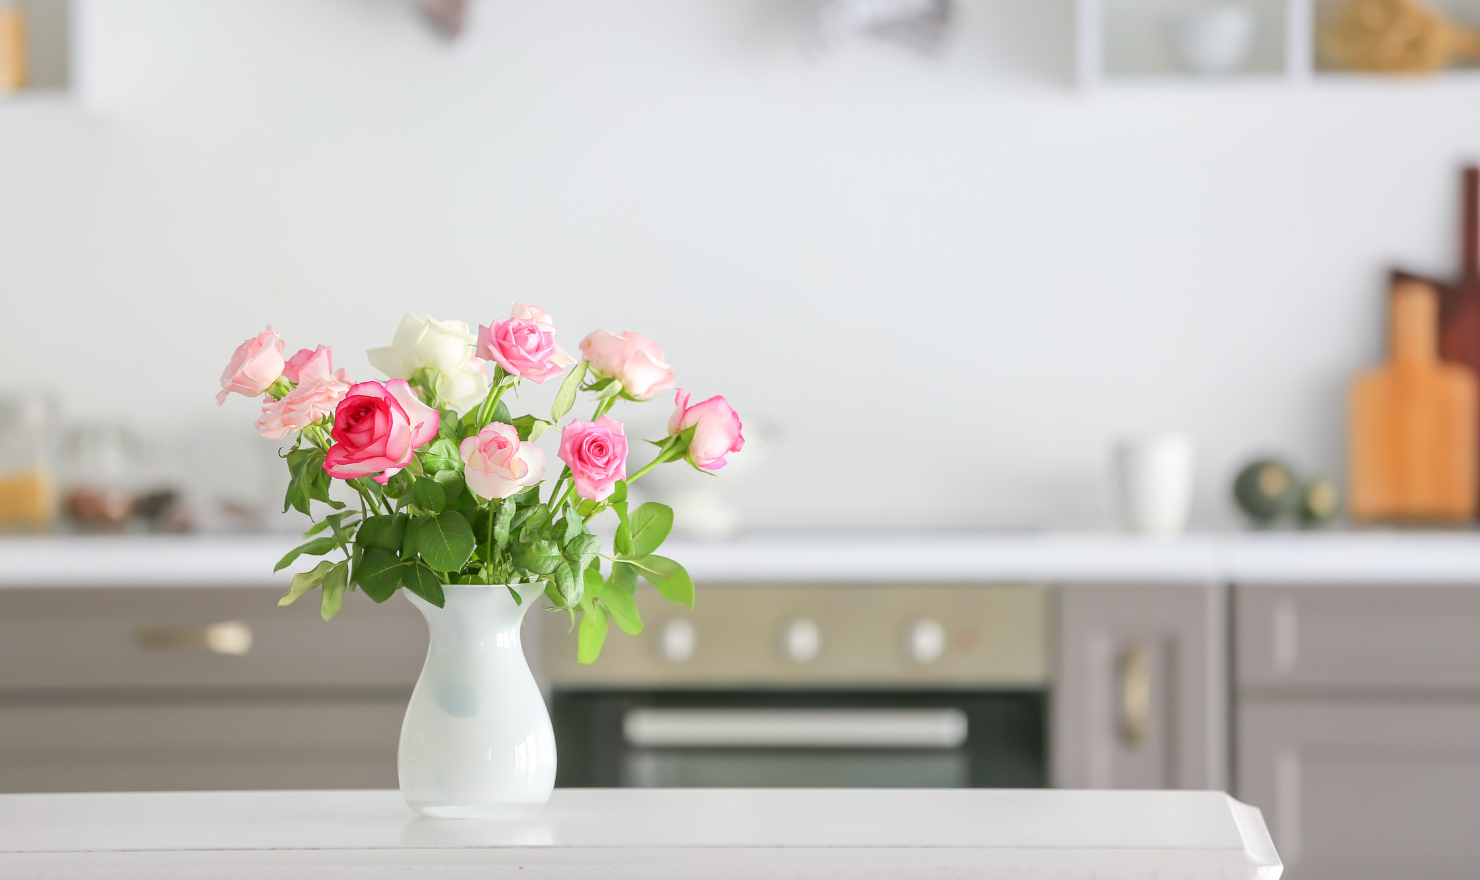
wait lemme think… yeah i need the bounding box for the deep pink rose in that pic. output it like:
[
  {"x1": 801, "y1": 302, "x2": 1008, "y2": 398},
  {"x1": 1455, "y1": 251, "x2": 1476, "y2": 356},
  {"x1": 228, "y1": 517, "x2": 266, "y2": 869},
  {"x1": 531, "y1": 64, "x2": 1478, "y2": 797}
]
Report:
[
  {"x1": 668, "y1": 390, "x2": 744, "y2": 470},
  {"x1": 578, "y1": 330, "x2": 675, "y2": 400},
  {"x1": 282, "y1": 345, "x2": 351, "y2": 386},
  {"x1": 460, "y1": 422, "x2": 546, "y2": 500},
  {"x1": 324, "y1": 380, "x2": 439, "y2": 484},
  {"x1": 216, "y1": 326, "x2": 286, "y2": 405},
  {"x1": 477, "y1": 303, "x2": 574, "y2": 384},
  {"x1": 557, "y1": 415, "x2": 628, "y2": 501},
  {"x1": 256, "y1": 378, "x2": 351, "y2": 441}
]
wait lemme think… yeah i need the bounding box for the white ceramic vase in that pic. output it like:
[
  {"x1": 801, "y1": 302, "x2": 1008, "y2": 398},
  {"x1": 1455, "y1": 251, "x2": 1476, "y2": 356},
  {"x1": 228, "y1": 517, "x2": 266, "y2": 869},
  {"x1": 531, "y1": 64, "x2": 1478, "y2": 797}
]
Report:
[
  {"x1": 399, "y1": 582, "x2": 556, "y2": 818},
  {"x1": 1111, "y1": 433, "x2": 1196, "y2": 539}
]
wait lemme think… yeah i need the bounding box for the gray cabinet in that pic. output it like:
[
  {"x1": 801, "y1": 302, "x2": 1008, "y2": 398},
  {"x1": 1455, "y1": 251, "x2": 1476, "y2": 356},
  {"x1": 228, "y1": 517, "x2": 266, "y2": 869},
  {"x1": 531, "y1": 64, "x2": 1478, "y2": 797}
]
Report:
[
  {"x1": 0, "y1": 587, "x2": 427, "y2": 792},
  {"x1": 1235, "y1": 585, "x2": 1480, "y2": 880},
  {"x1": 1052, "y1": 583, "x2": 1227, "y2": 790}
]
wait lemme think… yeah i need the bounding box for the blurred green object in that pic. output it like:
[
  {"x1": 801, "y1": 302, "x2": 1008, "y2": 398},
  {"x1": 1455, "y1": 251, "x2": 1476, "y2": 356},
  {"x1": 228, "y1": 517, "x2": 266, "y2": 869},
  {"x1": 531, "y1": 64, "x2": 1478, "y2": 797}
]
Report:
[
  {"x1": 1299, "y1": 477, "x2": 1342, "y2": 526},
  {"x1": 1233, "y1": 459, "x2": 1298, "y2": 524}
]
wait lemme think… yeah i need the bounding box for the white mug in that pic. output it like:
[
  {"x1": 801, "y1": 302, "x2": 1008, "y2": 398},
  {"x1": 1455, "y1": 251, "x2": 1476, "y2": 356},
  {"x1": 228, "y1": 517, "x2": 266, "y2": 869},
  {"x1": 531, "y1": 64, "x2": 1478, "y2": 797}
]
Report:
[{"x1": 1112, "y1": 434, "x2": 1196, "y2": 539}]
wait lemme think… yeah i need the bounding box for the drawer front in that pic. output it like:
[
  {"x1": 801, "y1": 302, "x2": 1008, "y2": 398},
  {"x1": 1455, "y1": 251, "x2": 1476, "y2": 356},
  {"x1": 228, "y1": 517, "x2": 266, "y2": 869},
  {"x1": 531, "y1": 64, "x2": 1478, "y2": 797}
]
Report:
[
  {"x1": 0, "y1": 588, "x2": 427, "y2": 690},
  {"x1": 0, "y1": 699, "x2": 404, "y2": 792},
  {"x1": 1236, "y1": 585, "x2": 1480, "y2": 691},
  {"x1": 1238, "y1": 700, "x2": 1480, "y2": 880}
]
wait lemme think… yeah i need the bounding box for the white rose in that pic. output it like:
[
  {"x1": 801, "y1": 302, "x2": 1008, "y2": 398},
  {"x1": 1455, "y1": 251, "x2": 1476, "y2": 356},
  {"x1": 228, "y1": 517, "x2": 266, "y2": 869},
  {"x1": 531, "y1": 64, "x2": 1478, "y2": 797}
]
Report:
[
  {"x1": 435, "y1": 357, "x2": 492, "y2": 414},
  {"x1": 368, "y1": 313, "x2": 490, "y2": 413},
  {"x1": 369, "y1": 313, "x2": 477, "y2": 377}
]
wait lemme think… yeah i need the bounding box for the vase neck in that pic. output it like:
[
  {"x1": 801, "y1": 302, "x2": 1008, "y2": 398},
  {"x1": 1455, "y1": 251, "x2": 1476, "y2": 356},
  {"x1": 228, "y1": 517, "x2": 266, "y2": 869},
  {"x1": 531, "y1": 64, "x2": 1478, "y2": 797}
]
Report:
[{"x1": 407, "y1": 583, "x2": 540, "y2": 636}]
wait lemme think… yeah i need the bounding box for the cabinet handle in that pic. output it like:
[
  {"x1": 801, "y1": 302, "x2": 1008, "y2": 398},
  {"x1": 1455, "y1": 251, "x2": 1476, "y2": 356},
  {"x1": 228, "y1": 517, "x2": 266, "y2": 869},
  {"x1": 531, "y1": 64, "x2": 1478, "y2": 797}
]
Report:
[
  {"x1": 1118, "y1": 641, "x2": 1151, "y2": 749},
  {"x1": 135, "y1": 621, "x2": 253, "y2": 656}
]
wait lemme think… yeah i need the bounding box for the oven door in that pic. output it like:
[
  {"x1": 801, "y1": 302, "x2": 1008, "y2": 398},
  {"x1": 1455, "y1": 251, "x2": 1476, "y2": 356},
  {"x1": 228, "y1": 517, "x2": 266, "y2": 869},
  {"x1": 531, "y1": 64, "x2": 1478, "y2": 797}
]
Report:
[{"x1": 552, "y1": 690, "x2": 1045, "y2": 789}]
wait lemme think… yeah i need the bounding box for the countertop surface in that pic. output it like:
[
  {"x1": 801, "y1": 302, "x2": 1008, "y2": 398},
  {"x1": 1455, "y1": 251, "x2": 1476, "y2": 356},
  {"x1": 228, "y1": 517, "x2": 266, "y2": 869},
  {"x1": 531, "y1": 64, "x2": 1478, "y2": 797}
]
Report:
[
  {"x1": 2, "y1": 530, "x2": 1480, "y2": 587},
  {"x1": 0, "y1": 788, "x2": 1281, "y2": 879}
]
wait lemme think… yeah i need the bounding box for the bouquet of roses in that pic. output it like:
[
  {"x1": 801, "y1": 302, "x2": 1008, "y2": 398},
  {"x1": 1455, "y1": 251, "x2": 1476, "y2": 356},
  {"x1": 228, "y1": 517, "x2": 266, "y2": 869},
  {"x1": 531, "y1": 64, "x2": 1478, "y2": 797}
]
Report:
[{"x1": 216, "y1": 306, "x2": 742, "y2": 662}]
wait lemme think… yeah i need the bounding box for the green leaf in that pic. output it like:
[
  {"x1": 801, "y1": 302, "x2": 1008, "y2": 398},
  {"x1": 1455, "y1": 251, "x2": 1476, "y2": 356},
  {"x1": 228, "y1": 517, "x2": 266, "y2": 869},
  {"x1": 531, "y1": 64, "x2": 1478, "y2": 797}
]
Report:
[
  {"x1": 408, "y1": 511, "x2": 476, "y2": 573},
  {"x1": 354, "y1": 547, "x2": 403, "y2": 603},
  {"x1": 610, "y1": 560, "x2": 638, "y2": 596},
  {"x1": 279, "y1": 560, "x2": 333, "y2": 607},
  {"x1": 490, "y1": 399, "x2": 513, "y2": 427},
  {"x1": 402, "y1": 563, "x2": 445, "y2": 607},
  {"x1": 550, "y1": 361, "x2": 589, "y2": 423},
  {"x1": 274, "y1": 536, "x2": 341, "y2": 573},
  {"x1": 493, "y1": 499, "x2": 515, "y2": 548},
  {"x1": 562, "y1": 533, "x2": 602, "y2": 576},
  {"x1": 612, "y1": 481, "x2": 633, "y2": 556},
  {"x1": 516, "y1": 539, "x2": 563, "y2": 576},
  {"x1": 432, "y1": 468, "x2": 465, "y2": 505},
  {"x1": 511, "y1": 415, "x2": 555, "y2": 442},
  {"x1": 577, "y1": 605, "x2": 609, "y2": 665},
  {"x1": 583, "y1": 564, "x2": 605, "y2": 599},
  {"x1": 600, "y1": 587, "x2": 643, "y2": 635},
  {"x1": 506, "y1": 584, "x2": 523, "y2": 606},
  {"x1": 548, "y1": 562, "x2": 581, "y2": 607},
  {"x1": 626, "y1": 503, "x2": 674, "y2": 559},
  {"x1": 562, "y1": 508, "x2": 586, "y2": 544},
  {"x1": 420, "y1": 438, "x2": 462, "y2": 474},
  {"x1": 589, "y1": 376, "x2": 623, "y2": 401},
  {"x1": 356, "y1": 513, "x2": 408, "y2": 553},
  {"x1": 629, "y1": 555, "x2": 694, "y2": 609},
  {"x1": 412, "y1": 477, "x2": 446, "y2": 514},
  {"x1": 320, "y1": 561, "x2": 350, "y2": 621}
]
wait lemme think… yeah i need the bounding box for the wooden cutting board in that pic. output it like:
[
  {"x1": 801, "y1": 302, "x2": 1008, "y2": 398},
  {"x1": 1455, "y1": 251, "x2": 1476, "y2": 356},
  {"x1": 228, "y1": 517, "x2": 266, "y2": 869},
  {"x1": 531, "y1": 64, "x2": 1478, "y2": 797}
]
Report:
[{"x1": 1350, "y1": 280, "x2": 1478, "y2": 521}]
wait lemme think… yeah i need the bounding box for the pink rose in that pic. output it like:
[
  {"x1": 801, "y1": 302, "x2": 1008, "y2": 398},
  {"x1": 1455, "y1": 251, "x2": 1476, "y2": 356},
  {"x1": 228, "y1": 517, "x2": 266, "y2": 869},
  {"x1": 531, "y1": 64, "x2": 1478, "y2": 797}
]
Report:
[
  {"x1": 324, "y1": 380, "x2": 440, "y2": 484},
  {"x1": 282, "y1": 345, "x2": 351, "y2": 386},
  {"x1": 668, "y1": 390, "x2": 744, "y2": 470},
  {"x1": 216, "y1": 326, "x2": 286, "y2": 405},
  {"x1": 578, "y1": 330, "x2": 675, "y2": 400},
  {"x1": 477, "y1": 303, "x2": 574, "y2": 384},
  {"x1": 460, "y1": 423, "x2": 546, "y2": 500},
  {"x1": 557, "y1": 415, "x2": 628, "y2": 502},
  {"x1": 256, "y1": 378, "x2": 351, "y2": 441}
]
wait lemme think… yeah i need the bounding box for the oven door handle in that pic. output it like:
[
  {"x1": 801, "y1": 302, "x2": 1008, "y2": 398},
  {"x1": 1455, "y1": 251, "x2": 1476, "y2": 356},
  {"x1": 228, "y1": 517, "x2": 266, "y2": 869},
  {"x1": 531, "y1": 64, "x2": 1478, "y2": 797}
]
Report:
[{"x1": 622, "y1": 708, "x2": 969, "y2": 749}]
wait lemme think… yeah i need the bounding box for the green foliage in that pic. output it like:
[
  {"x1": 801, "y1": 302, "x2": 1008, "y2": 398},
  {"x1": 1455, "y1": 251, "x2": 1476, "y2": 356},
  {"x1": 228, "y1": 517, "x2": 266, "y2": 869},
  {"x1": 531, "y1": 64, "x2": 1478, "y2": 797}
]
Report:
[
  {"x1": 356, "y1": 513, "x2": 408, "y2": 552},
  {"x1": 511, "y1": 415, "x2": 555, "y2": 442},
  {"x1": 279, "y1": 560, "x2": 333, "y2": 607},
  {"x1": 408, "y1": 512, "x2": 476, "y2": 573},
  {"x1": 412, "y1": 477, "x2": 446, "y2": 513},
  {"x1": 577, "y1": 604, "x2": 609, "y2": 665},
  {"x1": 419, "y1": 438, "x2": 462, "y2": 474},
  {"x1": 551, "y1": 361, "x2": 588, "y2": 423},
  {"x1": 627, "y1": 503, "x2": 674, "y2": 559},
  {"x1": 320, "y1": 560, "x2": 350, "y2": 621},
  {"x1": 625, "y1": 554, "x2": 695, "y2": 609},
  {"x1": 600, "y1": 585, "x2": 643, "y2": 635}
]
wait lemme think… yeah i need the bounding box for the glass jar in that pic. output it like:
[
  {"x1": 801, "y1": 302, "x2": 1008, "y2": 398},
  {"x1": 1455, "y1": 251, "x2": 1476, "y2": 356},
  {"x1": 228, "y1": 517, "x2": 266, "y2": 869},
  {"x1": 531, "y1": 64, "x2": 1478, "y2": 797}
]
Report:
[
  {"x1": 0, "y1": 395, "x2": 57, "y2": 531},
  {"x1": 60, "y1": 424, "x2": 137, "y2": 530}
]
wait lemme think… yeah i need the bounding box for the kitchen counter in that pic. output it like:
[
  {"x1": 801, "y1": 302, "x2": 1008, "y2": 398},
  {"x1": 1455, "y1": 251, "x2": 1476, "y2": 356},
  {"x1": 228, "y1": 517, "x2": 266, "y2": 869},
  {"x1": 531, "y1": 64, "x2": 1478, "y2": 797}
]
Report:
[
  {"x1": 0, "y1": 788, "x2": 1281, "y2": 879},
  {"x1": 2, "y1": 530, "x2": 1480, "y2": 587}
]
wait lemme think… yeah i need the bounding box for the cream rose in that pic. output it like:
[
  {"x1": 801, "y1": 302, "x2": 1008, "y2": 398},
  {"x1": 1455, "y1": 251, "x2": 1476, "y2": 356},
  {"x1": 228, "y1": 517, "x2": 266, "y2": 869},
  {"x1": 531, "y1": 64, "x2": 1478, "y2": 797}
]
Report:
[{"x1": 367, "y1": 313, "x2": 489, "y2": 413}]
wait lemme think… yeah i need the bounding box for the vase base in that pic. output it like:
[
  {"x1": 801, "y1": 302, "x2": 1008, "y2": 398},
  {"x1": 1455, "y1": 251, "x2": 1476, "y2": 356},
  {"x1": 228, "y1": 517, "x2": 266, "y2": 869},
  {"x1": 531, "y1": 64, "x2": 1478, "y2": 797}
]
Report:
[{"x1": 408, "y1": 800, "x2": 547, "y2": 819}]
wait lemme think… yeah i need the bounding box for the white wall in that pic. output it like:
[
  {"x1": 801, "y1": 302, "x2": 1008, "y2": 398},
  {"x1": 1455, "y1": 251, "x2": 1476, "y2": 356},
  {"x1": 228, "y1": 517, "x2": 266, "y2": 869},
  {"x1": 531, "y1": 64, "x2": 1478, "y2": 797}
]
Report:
[{"x1": 1, "y1": 0, "x2": 1477, "y2": 531}]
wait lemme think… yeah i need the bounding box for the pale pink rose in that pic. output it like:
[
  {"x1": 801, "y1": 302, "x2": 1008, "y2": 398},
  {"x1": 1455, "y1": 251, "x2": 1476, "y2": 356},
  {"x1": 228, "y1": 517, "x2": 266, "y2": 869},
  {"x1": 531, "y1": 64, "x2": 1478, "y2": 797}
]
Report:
[
  {"x1": 557, "y1": 415, "x2": 628, "y2": 502},
  {"x1": 256, "y1": 378, "x2": 351, "y2": 440},
  {"x1": 578, "y1": 330, "x2": 675, "y2": 400},
  {"x1": 216, "y1": 327, "x2": 286, "y2": 405},
  {"x1": 667, "y1": 390, "x2": 745, "y2": 470},
  {"x1": 324, "y1": 380, "x2": 440, "y2": 484},
  {"x1": 460, "y1": 423, "x2": 546, "y2": 500},
  {"x1": 282, "y1": 345, "x2": 351, "y2": 386},
  {"x1": 477, "y1": 303, "x2": 573, "y2": 384}
]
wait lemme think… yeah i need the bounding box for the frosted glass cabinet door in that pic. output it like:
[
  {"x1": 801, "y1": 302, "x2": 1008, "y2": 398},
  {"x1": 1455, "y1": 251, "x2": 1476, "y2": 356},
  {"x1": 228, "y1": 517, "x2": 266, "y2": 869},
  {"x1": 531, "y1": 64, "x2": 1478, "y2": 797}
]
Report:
[{"x1": 1238, "y1": 701, "x2": 1480, "y2": 880}]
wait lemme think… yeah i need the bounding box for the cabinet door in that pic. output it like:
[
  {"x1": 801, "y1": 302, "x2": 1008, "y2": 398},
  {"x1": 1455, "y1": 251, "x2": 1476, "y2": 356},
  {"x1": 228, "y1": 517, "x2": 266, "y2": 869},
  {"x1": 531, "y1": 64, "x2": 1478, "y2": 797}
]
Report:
[
  {"x1": 1239, "y1": 700, "x2": 1480, "y2": 880},
  {"x1": 1237, "y1": 585, "x2": 1480, "y2": 691},
  {"x1": 1052, "y1": 583, "x2": 1226, "y2": 790}
]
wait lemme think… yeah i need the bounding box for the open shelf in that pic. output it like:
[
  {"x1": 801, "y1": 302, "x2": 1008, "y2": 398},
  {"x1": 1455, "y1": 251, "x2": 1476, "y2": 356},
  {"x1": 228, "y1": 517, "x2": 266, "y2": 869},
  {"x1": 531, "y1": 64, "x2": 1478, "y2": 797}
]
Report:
[
  {"x1": 0, "y1": 0, "x2": 76, "y2": 106},
  {"x1": 1078, "y1": 0, "x2": 1480, "y2": 90}
]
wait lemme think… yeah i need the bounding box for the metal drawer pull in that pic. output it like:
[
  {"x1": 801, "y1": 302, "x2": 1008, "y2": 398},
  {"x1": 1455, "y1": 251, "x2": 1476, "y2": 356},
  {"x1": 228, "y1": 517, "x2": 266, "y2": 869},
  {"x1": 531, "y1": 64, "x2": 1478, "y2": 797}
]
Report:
[
  {"x1": 1119, "y1": 642, "x2": 1150, "y2": 749},
  {"x1": 134, "y1": 621, "x2": 253, "y2": 656},
  {"x1": 623, "y1": 709, "x2": 968, "y2": 749}
]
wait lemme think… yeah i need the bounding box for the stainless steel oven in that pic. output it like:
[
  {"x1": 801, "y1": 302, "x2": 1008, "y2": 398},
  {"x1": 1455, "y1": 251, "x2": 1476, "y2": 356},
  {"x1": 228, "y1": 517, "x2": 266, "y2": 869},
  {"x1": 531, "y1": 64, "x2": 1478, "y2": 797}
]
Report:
[{"x1": 539, "y1": 583, "x2": 1050, "y2": 789}]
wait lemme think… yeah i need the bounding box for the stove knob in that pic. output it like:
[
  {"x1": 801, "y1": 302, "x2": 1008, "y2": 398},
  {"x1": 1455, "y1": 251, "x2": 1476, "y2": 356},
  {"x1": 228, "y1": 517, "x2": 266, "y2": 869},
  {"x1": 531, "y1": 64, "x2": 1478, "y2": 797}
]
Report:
[
  {"x1": 904, "y1": 618, "x2": 947, "y2": 665},
  {"x1": 658, "y1": 618, "x2": 696, "y2": 664},
  {"x1": 780, "y1": 617, "x2": 821, "y2": 664}
]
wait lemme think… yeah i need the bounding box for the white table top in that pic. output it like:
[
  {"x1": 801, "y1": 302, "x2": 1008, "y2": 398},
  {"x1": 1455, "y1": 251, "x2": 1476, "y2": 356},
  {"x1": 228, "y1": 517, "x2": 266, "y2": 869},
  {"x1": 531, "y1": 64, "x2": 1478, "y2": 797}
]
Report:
[{"x1": 0, "y1": 788, "x2": 1280, "y2": 879}]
